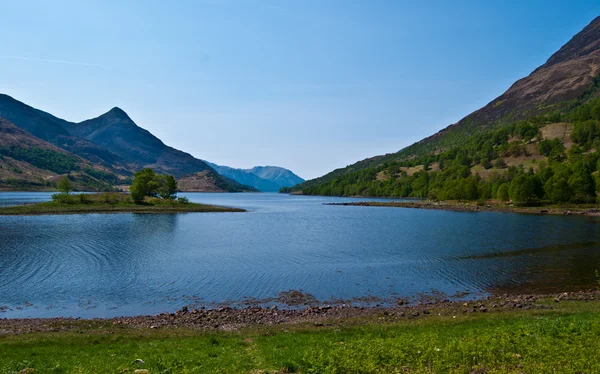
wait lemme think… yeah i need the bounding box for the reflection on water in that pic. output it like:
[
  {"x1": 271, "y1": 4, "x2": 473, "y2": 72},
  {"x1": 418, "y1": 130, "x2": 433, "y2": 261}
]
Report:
[{"x1": 1, "y1": 192, "x2": 600, "y2": 318}]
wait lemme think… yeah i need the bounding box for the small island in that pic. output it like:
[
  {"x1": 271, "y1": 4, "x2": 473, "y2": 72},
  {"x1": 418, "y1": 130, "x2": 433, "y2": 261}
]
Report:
[{"x1": 0, "y1": 168, "x2": 245, "y2": 215}]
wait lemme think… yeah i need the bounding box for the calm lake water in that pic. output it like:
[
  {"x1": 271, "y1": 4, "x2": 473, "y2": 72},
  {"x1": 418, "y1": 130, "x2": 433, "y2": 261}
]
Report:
[{"x1": 1, "y1": 192, "x2": 600, "y2": 318}]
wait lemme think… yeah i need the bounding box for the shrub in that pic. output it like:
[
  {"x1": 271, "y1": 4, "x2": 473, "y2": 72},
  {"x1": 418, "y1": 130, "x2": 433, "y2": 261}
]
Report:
[
  {"x1": 51, "y1": 193, "x2": 76, "y2": 204},
  {"x1": 493, "y1": 159, "x2": 507, "y2": 168}
]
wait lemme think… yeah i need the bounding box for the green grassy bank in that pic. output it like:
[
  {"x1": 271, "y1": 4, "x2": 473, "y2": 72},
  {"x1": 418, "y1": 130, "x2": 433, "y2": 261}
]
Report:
[
  {"x1": 0, "y1": 193, "x2": 245, "y2": 215},
  {"x1": 2, "y1": 299, "x2": 600, "y2": 373}
]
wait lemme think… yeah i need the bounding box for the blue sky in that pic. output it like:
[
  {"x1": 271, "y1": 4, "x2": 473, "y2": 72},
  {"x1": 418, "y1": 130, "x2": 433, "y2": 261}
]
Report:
[{"x1": 1, "y1": 1, "x2": 599, "y2": 179}]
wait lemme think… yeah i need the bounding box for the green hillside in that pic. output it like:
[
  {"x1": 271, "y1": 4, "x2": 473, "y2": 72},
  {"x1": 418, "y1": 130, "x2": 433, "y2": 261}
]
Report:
[{"x1": 287, "y1": 16, "x2": 600, "y2": 205}]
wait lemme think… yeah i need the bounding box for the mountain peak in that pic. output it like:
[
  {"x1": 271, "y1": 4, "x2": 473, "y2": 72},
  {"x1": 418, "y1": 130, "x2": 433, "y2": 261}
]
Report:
[
  {"x1": 103, "y1": 107, "x2": 131, "y2": 120},
  {"x1": 540, "y1": 15, "x2": 600, "y2": 69}
]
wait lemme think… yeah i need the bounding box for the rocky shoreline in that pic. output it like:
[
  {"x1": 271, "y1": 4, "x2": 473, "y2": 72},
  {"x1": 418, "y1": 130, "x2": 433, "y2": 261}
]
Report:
[
  {"x1": 325, "y1": 201, "x2": 600, "y2": 216},
  {"x1": 2, "y1": 290, "x2": 598, "y2": 335}
]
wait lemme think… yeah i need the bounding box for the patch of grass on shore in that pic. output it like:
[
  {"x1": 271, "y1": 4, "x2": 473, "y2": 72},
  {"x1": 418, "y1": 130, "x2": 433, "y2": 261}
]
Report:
[
  {"x1": 2, "y1": 300, "x2": 600, "y2": 373},
  {"x1": 0, "y1": 192, "x2": 245, "y2": 215}
]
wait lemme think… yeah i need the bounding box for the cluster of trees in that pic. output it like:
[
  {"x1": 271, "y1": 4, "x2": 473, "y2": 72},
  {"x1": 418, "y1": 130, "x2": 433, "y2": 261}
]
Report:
[
  {"x1": 83, "y1": 167, "x2": 122, "y2": 185},
  {"x1": 301, "y1": 97, "x2": 600, "y2": 205},
  {"x1": 0, "y1": 178, "x2": 54, "y2": 190},
  {"x1": 0, "y1": 146, "x2": 78, "y2": 174},
  {"x1": 130, "y1": 168, "x2": 178, "y2": 203}
]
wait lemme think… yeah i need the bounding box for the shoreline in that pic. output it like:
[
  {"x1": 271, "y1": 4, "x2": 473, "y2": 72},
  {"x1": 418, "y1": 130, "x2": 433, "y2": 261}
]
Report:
[
  {"x1": 0, "y1": 193, "x2": 246, "y2": 215},
  {"x1": 4, "y1": 292, "x2": 600, "y2": 373},
  {"x1": 1, "y1": 289, "x2": 598, "y2": 335},
  {"x1": 325, "y1": 200, "x2": 600, "y2": 216},
  {"x1": 0, "y1": 204, "x2": 245, "y2": 216}
]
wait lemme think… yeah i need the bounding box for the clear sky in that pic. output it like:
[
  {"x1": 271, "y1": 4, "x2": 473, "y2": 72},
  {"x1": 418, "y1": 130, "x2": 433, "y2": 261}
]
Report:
[{"x1": 1, "y1": 1, "x2": 599, "y2": 179}]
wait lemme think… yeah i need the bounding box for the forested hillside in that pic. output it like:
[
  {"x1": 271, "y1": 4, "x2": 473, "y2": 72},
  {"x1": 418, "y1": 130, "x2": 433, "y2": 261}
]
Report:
[
  {"x1": 0, "y1": 117, "x2": 122, "y2": 191},
  {"x1": 288, "y1": 16, "x2": 600, "y2": 205}
]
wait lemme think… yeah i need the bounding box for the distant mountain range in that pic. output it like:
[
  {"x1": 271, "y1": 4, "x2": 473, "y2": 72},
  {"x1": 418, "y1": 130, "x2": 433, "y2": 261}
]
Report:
[
  {"x1": 205, "y1": 162, "x2": 304, "y2": 192},
  {"x1": 0, "y1": 95, "x2": 298, "y2": 192}
]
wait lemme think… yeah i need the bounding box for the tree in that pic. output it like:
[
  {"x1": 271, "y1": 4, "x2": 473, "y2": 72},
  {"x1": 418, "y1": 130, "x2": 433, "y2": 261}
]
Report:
[
  {"x1": 165, "y1": 175, "x2": 178, "y2": 198},
  {"x1": 509, "y1": 175, "x2": 541, "y2": 205},
  {"x1": 544, "y1": 173, "x2": 572, "y2": 203},
  {"x1": 130, "y1": 168, "x2": 157, "y2": 203},
  {"x1": 497, "y1": 183, "x2": 510, "y2": 201},
  {"x1": 156, "y1": 174, "x2": 178, "y2": 199},
  {"x1": 57, "y1": 176, "x2": 72, "y2": 194},
  {"x1": 568, "y1": 164, "x2": 596, "y2": 203},
  {"x1": 130, "y1": 168, "x2": 178, "y2": 203}
]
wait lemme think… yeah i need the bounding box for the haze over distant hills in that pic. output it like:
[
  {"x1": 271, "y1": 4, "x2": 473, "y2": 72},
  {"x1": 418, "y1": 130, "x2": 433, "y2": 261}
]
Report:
[
  {"x1": 0, "y1": 95, "x2": 254, "y2": 192},
  {"x1": 205, "y1": 162, "x2": 304, "y2": 192}
]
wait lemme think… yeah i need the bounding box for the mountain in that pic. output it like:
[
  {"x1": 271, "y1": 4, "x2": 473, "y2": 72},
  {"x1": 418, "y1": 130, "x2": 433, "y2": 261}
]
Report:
[
  {"x1": 249, "y1": 166, "x2": 305, "y2": 188},
  {"x1": 65, "y1": 108, "x2": 255, "y2": 191},
  {"x1": 0, "y1": 94, "x2": 130, "y2": 173},
  {"x1": 205, "y1": 162, "x2": 304, "y2": 192},
  {"x1": 292, "y1": 16, "x2": 600, "y2": 203},
  {"x1": 0, "y1": 117, "x2": 121, "y2": 190},
  {"x1": 0, "y1": 95, "x2": 253, "y2": 192}
]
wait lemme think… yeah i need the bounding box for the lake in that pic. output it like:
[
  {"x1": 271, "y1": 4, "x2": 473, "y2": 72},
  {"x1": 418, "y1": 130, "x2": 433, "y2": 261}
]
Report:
[{"x1": 1, "y1": 192, "x2": 600, "y2": 318}]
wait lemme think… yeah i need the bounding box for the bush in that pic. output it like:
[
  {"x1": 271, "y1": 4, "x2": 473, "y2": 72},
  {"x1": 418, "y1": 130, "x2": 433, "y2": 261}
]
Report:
[
  {"x1": 51, "y1": 193, "x2": 76, "y2": 204},
  {"x1": 78, "y1": 194, "x2": 90, "y2": 204},
  {"x1": 177, "y1": 197, "x2": 189, "y2": 204},
  {"x1": 493, "y1": 159, "x2": 507, "y2": 169}
]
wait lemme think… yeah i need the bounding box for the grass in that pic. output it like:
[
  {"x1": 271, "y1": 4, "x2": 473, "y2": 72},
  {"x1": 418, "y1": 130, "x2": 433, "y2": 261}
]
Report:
[
  {"x1": 0, "y1": 192, "x2": 245, "y2": 215},
  {"x1": 2, "y1": 300, "x2": 600, "y2": 373}
]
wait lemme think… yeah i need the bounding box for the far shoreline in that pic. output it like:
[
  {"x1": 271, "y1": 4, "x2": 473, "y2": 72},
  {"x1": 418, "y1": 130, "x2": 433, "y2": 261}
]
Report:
[{"x1": 325, "y1": 200, "x2": 600, "y2": 217}]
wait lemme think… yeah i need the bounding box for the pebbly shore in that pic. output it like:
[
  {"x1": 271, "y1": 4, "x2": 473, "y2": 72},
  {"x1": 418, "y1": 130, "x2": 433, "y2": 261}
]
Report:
[{"x1": 1, "y1": 290, "x2": 598, "y2": 335}]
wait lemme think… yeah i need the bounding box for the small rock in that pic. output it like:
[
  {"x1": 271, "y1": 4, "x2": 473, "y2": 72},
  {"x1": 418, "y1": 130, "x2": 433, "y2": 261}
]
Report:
[
  {"x1": 134, "y1": 370, "x2": 149, "y2": 374},
  {"x1": 134, "y1": 359, "x2": 145, "y2": 365}
]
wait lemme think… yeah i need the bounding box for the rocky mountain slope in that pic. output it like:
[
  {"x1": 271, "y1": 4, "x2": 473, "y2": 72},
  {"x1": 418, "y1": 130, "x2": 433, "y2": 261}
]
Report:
[
  {"x1": 0, "y1": 94, "x2": 129, "y2": 173},
  {"x1": 0, "y1": 117, "x2": 121, "y2": 190},
  {"x1": 206, "y1": 162, "x2": 304, "y2": 192}
]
